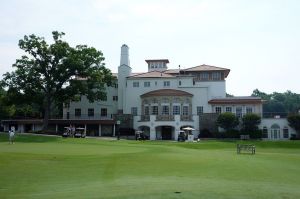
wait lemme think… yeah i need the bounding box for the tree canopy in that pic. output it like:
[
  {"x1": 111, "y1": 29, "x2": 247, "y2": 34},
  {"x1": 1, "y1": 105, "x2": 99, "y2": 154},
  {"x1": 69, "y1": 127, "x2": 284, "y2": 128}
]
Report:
[
  {"x1": 288, "y1": 114, "x2": 300, "y2": 137},
  {"x1": 2, "y1": 31, "x2": 114, "y2": 129},
  {"x1": 216, "y1": 112, "x2": 239, "y2": 132},
  {"x1": 252, "y1": 89, "x2": 300, "y2": 117},
  {"x1": 242, "y1": 113, "x2": 261, "y2": 132}
]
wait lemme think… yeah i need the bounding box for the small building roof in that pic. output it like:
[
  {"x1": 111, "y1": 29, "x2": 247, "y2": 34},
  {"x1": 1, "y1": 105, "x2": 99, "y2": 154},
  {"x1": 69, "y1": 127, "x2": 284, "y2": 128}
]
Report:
[
  {"x1": 141, "y1": 89, "x2": 193, "y2": 98},
  {"x1": 184, "y1": 64, "x2": 230, "y2": 77},
  {"x1": 145, "y1": 59, "x2": 170, "y2": 63},
  {"x1": 208, "y1": 97, "x2": 263, "y2": 104}
]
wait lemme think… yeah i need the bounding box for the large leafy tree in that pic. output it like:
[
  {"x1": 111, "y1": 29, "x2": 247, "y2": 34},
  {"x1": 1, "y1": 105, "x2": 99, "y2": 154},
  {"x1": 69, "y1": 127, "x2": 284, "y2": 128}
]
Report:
[
  {"x1": 216, "y1": 112, "x2": 239, "y2": 132},
  {"x1": 2, "y1": 31, "x2": 114, "y2": 130},
  {"x1": 242, "y1": 113, "x2": 261, "y2": 132},
  {"x1": 288, "y1": 114, "x2": 300, "y2": 138}
]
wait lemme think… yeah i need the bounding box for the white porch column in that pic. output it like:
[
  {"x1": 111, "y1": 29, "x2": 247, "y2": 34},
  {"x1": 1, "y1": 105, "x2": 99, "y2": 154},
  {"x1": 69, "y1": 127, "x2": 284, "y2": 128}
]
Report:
[
  {"x1": 150, "y1": 127, "x2": 156, "y2": 140},
  {"x1": 175, "y1": 128, "x2": 180, "y2": 141},
  {"x1": 84, "y1": 124, "x2": 87, "y2": 136},
  {"x1": 32, "y1": 124, "x2": 35, "y2": 131},
  {"x1": 98, "y1": 124, "x2": 102, "y2": 136},
  {"x1": 55, "y1": 124, "x2": 58, "y2": 134}
]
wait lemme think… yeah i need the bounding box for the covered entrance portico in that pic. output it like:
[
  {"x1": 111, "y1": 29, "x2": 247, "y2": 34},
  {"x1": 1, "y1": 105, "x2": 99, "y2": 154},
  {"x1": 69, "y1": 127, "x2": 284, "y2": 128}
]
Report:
[{"x1": 155, "y1": 125, "x2": 174, "y2": 140}]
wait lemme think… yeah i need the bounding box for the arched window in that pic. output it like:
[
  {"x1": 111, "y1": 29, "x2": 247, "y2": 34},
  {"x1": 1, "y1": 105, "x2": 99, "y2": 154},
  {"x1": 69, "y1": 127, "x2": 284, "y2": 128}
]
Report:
[{"x1": 270, "y1": 124, "x2": 280, "y2": 139}]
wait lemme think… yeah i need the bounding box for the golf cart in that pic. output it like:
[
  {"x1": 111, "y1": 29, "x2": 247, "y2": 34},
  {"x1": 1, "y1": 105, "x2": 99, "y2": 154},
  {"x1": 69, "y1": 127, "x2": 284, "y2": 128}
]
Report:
[
  {"x1": 177, "y1": 130, "x2": 186, "y2": 142},
  {"x1": 135, "y1": 130, "x2": 146, "y2": 141},
  {"x1": 62, "y1": 127, "x2": 71, "y2": 137},
  {"x1": 74, "y1": 127, "x2": 86, "y2": 138}
]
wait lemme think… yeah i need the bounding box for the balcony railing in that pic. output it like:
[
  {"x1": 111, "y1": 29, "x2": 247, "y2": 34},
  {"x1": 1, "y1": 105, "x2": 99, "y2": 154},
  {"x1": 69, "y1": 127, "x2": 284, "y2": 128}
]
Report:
[
  {"x1": 140, "y1": 115, "x2": 150, "y2": 121},
  {"x1": 63, "y1": 114, "x2": 114, "y2": 120},
  {"x1": 156, "y1": 115, "x2": 175, "y2": 121},
  {"x1": 180, "y1": 115, "x2": 193, "y2": 121}
]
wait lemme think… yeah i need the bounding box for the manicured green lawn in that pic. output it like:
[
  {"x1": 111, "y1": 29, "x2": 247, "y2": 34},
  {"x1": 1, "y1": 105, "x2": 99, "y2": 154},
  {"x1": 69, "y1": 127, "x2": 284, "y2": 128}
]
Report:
[{"x1": 0, "y1": 133, "x2": 300, "y2": 199}]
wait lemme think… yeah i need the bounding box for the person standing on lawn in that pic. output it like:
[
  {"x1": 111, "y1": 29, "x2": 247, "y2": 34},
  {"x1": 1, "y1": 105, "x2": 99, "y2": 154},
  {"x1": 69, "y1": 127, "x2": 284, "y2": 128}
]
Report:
[{"x1": 9, "y1": 129, "x2": 15, "y2": 144}]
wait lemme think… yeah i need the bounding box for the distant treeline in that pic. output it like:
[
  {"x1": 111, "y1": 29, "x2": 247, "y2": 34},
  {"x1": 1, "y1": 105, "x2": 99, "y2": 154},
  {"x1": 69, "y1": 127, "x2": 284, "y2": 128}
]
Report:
[{"x1": 251, "y1": 89, "x2": 300, "y2": 117}]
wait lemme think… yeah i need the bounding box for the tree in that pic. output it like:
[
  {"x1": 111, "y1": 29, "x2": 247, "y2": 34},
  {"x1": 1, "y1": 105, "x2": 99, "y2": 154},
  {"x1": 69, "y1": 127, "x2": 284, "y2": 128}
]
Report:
[
  {"x1": 2, "y1": 31, "x2": 114, "y2": 130},
  {"x1": 288, "y1": 114, "x2": 300, "y2": 137},
  {"x1": 242, "y1": 113, "x2": 261, "y2": 132},
  {"x1": 216, "y1": 112, "x2": 239, "y2": 132}
]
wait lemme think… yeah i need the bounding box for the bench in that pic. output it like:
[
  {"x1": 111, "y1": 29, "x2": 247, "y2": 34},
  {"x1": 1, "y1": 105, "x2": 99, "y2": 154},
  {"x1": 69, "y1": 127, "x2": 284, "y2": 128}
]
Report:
[{"x1": 237, "y1": 144, "x2": 255, "y2": 155}]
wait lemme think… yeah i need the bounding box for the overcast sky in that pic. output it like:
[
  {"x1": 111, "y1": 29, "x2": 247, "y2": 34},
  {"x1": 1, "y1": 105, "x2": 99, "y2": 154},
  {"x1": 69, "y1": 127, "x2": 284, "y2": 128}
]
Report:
[{"x1": 1, "y1": 0, "x2": 299, "y2": 96}]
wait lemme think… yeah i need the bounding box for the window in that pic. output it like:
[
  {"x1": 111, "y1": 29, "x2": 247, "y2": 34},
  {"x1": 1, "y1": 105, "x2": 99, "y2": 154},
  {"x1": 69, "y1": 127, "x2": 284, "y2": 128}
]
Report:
[
  {"x1": 246, "y1": 107, "x2": 252, "y2": 114},
  {"x1": 263, "y1": 127, "x2": 268, "y2": 138},
  {"x1": 155, "y1": 81, "x2": 157, "y2": 86},
  {"x1": 212, "y1": 72, "x2": 221, "y2": 80},
  {"x1": 133, "y1": 82, "x2": 139, "y2": 87},
  {"x1": 144, "y1": 82, "x2": 150, "y2": 87},
  {"x1": 88, "y1": 108, "x2": 94, "y2": 117},
  {"x1": 144, "y1": 106, "x2": 149, "y2": 115},
  {"x1": 163, "y1": 81, "x2": 170, "y2": 87},
  {"x1": 151, "y1": 106, "x2": 158, "y2": 115},
  {"x1": 64, "y1": 102, "x2": 70, "y2": 108},
  {"x1": 131, "y1": 107, "x2": 138, "y2": 116},
  {"x1": 173, "y1": 106, "x2": 180, "y2": 115},
  {"x1": 225, "y1": 107, "x2": 232, "y2": 113},
  {"x1": 101, "y1": 108, "x2": 107, "y2": 117},
  {"x1": 236, "y1": 107, "x2": 242, "y2": 118},
  {"x1": 179, "y1": 81, "x2": 181, "y2": 86},
  {"x1": 197, "y1": 106, "x2": 203, "y2": 115},
  {"x1": 162, "y1": 98, "x2": 169, "y2": 103},
  {"x1": 75, "y1": 108, "x2": 81, "y2": 117},
  {"x1": 215, "y1": 107, "x2": 222, "y2": 114},
  {"x1": 283, "y1": 127, "x2": 289, "y2": 138},
  {"x1": 200, "y1": 72, "x2": 209, "y2": 81},
  {"x1": 162, "y1": 106, "x2": 169, "y2": 115},
  {"x1": 183, "y1": 106, "x2": 189, "y2": 115},
  {"x1": 113, "y1": 96, "x2": 118, "y2": 101}
]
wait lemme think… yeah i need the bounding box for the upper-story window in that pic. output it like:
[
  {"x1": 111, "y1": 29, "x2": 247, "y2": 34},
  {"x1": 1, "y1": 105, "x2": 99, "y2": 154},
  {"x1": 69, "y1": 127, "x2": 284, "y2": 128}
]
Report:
[
  {"x1": 173, "y1": 105, "x2": 180, "y2": 115},
  {"x1": 197, "y1": 106, "x2": 203, "y2": 115},
  {"x1": 113, "y1": 96, "x2": 118, "y2": 101},
  {"x1": 101, "y1": 108, "x2": 107, "y2": 117},
  {"x1": 183, "y1": 106, "x2": 189, "y2": 115},
  {"x1": 133, "y1": 82, "x2": 139, "y2": 87},
  {"x1": 163, "y1": 81, "x2": 170, "y2": 87},
  {"x1": 131, "y1": 107, "x2": 138, "y2": 116},
  {"x1": 151, "y1": 106, "x2": 158, "y2": 115},
  {"x1": 179, "y1": 81, "x2": 181, "y2": 86},
  {"x1": 225, "y1": 107, "x2": 232, "y2": 113},
  {"x1": 162, "y1": 98, "x2": 169, "y2": 103},
  {"x1": 246, "y1": 107, "x2": 253, "y2": 114},
  {"x1": 75, "y1": 108, "x2": 81, "y2": 117},
  {"x1": 200, "y1": 72, "x2": 209, "y2": 81},
  {"x1": 212, "y1": 72, "x2": 221, "y2": 80},
  {"x1": 162, "y1": 106, "x2": 170, "y2": 115},
  {"x1": 88, "y1": 108, "x2": 94, "y2": 117},
  {"x1": 215, "y1": 107, "x2": 222, "y2": 114},
  {"x1": 144, "y1": 82, "x2": 150, "y2": 87},
  {"x1": 144, "y1": 106, "x2": 149, "y2": 115}
]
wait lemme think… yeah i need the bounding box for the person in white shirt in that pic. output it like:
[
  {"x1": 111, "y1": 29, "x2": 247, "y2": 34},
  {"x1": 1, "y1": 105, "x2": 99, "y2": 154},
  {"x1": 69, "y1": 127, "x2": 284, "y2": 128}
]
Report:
[{"x1": 9, "y1": 130, "x2": 15, "y2": 144}]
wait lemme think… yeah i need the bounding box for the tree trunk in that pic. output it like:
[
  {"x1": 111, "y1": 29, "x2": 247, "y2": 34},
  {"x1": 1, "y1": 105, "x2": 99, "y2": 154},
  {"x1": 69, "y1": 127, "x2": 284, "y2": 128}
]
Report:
[{"x1": 42, "y1": 96, "x2": 51, "y2": 132}]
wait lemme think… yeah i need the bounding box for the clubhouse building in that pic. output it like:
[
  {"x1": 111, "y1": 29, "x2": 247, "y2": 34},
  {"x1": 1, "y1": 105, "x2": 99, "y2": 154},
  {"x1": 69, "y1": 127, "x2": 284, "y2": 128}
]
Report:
[{"x1": 2, "y1": 45, "x2": 296, "y2": 140}]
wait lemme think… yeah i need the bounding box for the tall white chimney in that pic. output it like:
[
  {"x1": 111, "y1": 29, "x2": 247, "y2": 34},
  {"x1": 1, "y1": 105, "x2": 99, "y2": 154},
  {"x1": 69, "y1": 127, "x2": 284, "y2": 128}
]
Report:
[
  {"x1": 120, "y1": 44, "x2": 130, "y2": 66},
  {"x1": 118, "y1": 44, "x2": 132, "y2": 113}
]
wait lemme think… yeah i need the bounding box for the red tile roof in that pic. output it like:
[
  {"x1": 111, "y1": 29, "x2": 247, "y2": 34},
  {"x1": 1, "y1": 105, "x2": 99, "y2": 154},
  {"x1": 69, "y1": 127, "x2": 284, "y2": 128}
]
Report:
[
  {"x1": 128, "y1": 71, "x2": 175, "y2": 78},
  {"x1": 184, "y1": 64, "x2": 230, "y2": 77}
]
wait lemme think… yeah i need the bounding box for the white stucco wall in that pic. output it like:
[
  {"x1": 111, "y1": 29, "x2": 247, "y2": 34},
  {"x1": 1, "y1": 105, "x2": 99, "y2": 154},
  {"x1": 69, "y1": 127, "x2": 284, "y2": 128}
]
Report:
[{"x1": 260, "y1": 118, "x2": 296, "y2": 139}]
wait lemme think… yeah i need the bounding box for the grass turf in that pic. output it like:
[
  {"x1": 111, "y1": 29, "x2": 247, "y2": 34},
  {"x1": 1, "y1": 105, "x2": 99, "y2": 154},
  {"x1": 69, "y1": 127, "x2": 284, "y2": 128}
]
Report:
[{"x1": 0, "y1": 133, "x2": 300, "y2": 199}]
